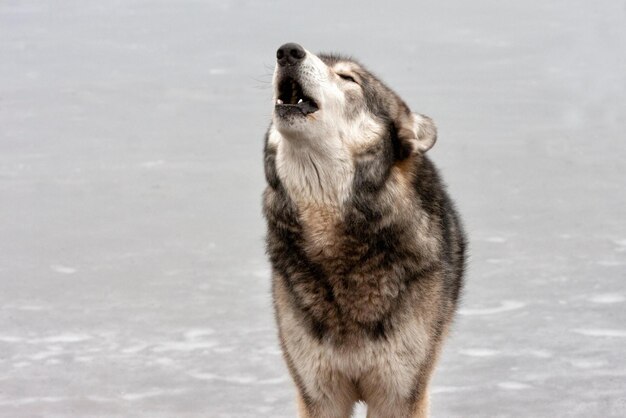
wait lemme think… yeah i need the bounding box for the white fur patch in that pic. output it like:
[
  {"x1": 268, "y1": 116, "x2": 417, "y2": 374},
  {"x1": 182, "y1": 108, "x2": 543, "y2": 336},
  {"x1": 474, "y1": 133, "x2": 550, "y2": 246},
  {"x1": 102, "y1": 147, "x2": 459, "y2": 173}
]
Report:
[
  {"x1": 274, "y1": 127, "x2": 354, "y2": 204},
  {"x1": 271, "y1": 51, "x2": 385, "y2": 204}
]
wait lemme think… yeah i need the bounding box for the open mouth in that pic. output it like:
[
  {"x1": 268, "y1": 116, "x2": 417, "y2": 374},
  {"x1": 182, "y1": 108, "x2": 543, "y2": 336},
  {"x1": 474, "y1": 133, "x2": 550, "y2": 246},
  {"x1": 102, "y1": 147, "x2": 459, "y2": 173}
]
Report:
[{"x1": 275, "y1": 77, "x2": 319, "y2": 116}]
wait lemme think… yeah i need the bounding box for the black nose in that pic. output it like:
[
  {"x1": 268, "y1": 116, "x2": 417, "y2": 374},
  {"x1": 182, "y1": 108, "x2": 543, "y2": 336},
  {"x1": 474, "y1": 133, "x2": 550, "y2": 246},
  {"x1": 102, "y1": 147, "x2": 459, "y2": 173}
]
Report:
[{"x1": 276, "y1": 43, "x2": 305, "y2": 67}]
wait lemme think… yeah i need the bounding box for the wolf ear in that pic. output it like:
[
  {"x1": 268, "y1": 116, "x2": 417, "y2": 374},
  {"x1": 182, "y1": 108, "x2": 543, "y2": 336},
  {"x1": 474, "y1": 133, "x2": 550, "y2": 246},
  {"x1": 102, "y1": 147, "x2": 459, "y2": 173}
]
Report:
[{"x1": 398, "y1": 113, "x2": 437, "y2": 154}]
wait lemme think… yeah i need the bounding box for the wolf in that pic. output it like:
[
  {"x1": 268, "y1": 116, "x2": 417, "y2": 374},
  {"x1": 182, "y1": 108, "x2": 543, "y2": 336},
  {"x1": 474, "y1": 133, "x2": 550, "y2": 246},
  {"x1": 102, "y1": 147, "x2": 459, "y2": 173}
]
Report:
[{"x1": 262, "y1": 43, "x2": 466, "y2": 418}]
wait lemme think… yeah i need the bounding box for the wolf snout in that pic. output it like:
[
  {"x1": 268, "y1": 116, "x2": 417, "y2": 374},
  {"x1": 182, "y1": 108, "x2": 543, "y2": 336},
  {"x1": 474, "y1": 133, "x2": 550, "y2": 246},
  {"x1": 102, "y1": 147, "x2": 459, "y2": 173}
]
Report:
[{"x1": 277, "y1": 43, "x2": 305, "y2": 67}]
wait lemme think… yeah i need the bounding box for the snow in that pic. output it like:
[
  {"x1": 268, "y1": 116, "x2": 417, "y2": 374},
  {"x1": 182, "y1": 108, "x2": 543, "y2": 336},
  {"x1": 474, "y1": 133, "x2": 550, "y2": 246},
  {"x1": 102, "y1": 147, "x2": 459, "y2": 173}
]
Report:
[
  {"x1": 1, "y1": 0, "x2": 625, "y2": 417},
  {"x1": 458, "y1": 300, "x2": 526, "y2": 316}
]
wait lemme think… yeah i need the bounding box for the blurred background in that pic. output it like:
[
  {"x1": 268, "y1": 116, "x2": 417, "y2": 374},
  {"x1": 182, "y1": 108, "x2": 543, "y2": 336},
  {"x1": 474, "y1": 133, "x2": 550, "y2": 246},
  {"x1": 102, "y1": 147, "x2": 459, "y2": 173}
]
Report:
[{"x1": 1, "y1": 0, "x2": 625, "y2": 417}]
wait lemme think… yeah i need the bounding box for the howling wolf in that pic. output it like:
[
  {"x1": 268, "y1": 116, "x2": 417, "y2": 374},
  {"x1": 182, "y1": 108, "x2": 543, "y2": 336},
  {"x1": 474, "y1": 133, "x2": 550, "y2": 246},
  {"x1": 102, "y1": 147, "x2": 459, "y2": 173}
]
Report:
[{"x1": 262, "y1": 42, "x2": 467, "y2": 418}]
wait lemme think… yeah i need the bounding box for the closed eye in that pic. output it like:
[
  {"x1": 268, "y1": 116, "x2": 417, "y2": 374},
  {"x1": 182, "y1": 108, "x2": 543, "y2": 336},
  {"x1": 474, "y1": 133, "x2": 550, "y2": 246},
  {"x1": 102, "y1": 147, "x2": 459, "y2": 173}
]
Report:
[{"x1": 338, "y1": 73, "x2": 357, "y2": 83}]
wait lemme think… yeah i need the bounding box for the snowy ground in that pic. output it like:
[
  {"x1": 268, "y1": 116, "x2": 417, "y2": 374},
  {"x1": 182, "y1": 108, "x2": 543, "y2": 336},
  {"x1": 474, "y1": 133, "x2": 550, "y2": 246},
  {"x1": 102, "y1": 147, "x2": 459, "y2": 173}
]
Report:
[{"x1": 1, "y1": 1, "x2": 625, "y2": 417}]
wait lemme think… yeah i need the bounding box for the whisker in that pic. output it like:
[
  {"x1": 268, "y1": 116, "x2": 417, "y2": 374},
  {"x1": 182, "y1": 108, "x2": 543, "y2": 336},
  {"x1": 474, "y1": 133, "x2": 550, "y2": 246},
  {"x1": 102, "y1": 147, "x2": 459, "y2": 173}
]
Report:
[{"x1": 251, "y1": 74, "x2": 274, "y2": 90}]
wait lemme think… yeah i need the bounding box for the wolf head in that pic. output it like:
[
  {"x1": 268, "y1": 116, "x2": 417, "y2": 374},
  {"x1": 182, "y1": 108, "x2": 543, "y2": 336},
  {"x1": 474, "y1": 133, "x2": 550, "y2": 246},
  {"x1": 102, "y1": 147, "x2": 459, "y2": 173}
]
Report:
[
  {"x1": 267, "y1": 43, "x2": 437, "y2": 204},
  {"x1": 271, "y1": 43, "x2": 436, "y2": 155}
]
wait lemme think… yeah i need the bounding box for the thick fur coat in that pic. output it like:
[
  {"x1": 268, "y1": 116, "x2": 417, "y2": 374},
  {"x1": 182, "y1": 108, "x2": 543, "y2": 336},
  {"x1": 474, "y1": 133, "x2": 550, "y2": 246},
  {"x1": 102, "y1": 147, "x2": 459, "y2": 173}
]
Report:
[{"x1": 263, "y1": 43, "x2": 466, "y2": 418}]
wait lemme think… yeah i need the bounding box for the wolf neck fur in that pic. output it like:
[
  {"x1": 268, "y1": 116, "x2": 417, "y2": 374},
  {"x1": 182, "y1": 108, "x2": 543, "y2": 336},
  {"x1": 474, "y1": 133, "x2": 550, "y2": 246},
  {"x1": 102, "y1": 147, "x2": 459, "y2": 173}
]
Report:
[{"x1": 275, "y1": 134, "x2": 354, "y2": 205}]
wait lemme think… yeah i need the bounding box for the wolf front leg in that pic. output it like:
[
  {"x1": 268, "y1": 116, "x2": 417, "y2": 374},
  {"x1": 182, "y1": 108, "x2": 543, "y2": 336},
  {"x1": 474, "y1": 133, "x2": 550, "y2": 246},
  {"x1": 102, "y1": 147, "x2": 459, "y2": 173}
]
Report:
[
  {"x1": 411, "y1": 390, "x2": 430, "y2": 418},
  {"x1": 364, "y1": 392, "x2": 430, "y2": 418},
  {"x1": 297, "y1": 393, "x2": 311, "y2": 418},
  {"x1": 362, "y1": 392, "x2": 429, "y2": 418},
  {"x1": 296, "y1": 391, "x2": 356, "y2": 418}
]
